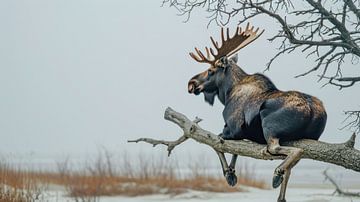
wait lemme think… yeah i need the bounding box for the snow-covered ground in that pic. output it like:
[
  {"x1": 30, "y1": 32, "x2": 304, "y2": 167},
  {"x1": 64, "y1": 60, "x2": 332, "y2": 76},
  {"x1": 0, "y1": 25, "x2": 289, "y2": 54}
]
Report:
[
  {"x1": 43, "y1": 186, "x2": 360, "y2": 202},
  {"x1": 109, "y1": 188, "x2": 360, "y2": 202}
]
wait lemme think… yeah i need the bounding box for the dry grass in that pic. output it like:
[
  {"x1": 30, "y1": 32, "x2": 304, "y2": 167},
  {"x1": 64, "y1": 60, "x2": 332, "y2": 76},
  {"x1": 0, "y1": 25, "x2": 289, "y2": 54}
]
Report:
[
  {"x1": 0, "y1": 162, "x2": 46, "y2": 202},
  {"x1": 0, "y1": 150, "x2": 267, "y2": 200},
  {"x1": 54, "y1": 150, "x2": 267, "y2": 198},
  {"x1": 236, "y1": 159, "x2": 268, "y2": 189}
]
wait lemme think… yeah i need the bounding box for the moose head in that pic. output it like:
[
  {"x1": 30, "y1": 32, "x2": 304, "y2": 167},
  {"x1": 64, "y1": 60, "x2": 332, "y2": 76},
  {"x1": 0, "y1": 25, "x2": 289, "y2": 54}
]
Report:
[{"x1": 187, "y1": 23, "x2": 264, "y2": 105}]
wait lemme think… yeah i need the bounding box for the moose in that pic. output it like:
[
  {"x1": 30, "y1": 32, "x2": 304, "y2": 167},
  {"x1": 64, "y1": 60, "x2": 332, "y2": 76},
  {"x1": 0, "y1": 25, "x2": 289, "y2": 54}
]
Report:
[{"x1": 187, "y1": 24, "x2": 327, "y2": 202}]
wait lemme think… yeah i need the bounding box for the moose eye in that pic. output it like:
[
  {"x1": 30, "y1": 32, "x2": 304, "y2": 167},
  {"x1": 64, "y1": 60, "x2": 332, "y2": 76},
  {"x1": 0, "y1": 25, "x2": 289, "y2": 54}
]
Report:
[{"x1": 208, "y1": 69, "x2": 214, "y2": 76}]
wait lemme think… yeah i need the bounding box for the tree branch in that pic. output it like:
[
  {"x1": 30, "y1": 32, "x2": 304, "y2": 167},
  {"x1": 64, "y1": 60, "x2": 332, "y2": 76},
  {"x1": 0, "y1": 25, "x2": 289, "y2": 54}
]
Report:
[
  {"x1": 344, "y1": 0, "x2": 360, "y2": 21},
  {"x1": 323, "y1": 169, "x2": 360, "y2": 197},
  {"x1": 342, "y1": 110, "x2": 360, "y2": 134},
  {"x1": 128, "y1": 107, "x2": 360, "y2": 172},
  {"x1": 320, "y1": 75, "x2": 360, "y2": 89},
  {"x1": 128, "y1": 136, "x2": 188, "y2": 156}
]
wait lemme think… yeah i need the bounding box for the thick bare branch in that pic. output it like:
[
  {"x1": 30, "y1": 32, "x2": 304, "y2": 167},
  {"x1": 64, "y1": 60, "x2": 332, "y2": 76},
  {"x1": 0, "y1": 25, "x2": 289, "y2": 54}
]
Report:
[{"x1": 129, "y1": 107, "x2": 360, "y2": 172}]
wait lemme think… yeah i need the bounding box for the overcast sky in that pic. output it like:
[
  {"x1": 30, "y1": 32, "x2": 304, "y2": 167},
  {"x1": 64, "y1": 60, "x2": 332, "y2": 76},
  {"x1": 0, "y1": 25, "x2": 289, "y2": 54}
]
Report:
[{"x1": 0, "y1": 1, "x2": 359, "y2": 161}]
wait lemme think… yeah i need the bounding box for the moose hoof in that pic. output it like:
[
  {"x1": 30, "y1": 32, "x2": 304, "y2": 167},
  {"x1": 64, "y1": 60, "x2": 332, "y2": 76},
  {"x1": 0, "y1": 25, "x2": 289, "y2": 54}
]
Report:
[
  {"x1": 272, "y1": 168, "x2": 284, "y2": 188},
  {"x1": 225, "y1": 169, "x2": 237, "y2": 186},
  {"x1": 272, "y1": 174, "x2": 283, "y2": 188},
  {"x1": 277, "y1": 198, "x2": 286, "y2": 202}
]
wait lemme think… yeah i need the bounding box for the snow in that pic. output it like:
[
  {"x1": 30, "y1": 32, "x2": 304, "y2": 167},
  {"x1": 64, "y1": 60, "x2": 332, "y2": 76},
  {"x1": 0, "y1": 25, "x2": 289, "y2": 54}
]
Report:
[
  {"x1": 101, "y1": 188, "x2": 360, "y2": 202},
  {"x1": 42, "y1": 186, "x2": 360, "y2": 202}
]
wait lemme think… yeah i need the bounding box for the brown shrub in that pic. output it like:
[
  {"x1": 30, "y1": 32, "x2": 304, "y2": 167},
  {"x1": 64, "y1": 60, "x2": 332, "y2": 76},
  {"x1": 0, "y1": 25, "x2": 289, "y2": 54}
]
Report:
[
  {"x1": 0, "y1": 162, "x2": 46, "y2": 202},
  {"x1": 0, "y1": 150, "x2": 267, "y2": 200}
]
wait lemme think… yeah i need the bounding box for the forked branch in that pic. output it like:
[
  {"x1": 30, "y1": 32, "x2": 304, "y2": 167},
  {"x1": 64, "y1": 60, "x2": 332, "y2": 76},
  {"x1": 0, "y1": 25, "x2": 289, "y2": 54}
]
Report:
[{"x1": 128, "y1": 107, "x2": 360, "y2": 172}]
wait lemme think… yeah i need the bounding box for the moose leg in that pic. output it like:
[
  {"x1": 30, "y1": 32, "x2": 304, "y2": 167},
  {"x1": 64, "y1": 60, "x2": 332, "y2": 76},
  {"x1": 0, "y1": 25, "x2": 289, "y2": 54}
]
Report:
[
  {"x1": 218, "y1": 127, "x2": 238, "y2": 186},
  {"x1": 277, "y1": 169, "x2": 291, "y2": 202},
  {"x1": 229, "y1": 154, "x2": 238, "y2": 169},
  {"x1": 215, "y1": 150, "x2": 229, "y2": 175},
  {"x1": 266, "y1": 137, "x2": 303, "y2": 189},
  {"x1": 226, "y1": 154, "x2": 238, "y2": 186},
  {"x1": 215, "y1": 151, "x2": 238, "y2": 186}
]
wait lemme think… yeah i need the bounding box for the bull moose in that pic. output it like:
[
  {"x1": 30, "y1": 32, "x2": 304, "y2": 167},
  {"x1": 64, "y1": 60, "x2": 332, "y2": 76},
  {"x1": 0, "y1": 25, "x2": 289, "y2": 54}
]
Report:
[{"x1": 187, "y1": 24, "x2": 327, "y2": 202}]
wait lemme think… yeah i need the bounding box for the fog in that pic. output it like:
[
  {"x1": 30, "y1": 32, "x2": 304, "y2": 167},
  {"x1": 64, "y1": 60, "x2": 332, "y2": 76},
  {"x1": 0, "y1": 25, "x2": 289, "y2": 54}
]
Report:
[{"x1": 0, "y1": 1, "x2": 359, "y2": 162}]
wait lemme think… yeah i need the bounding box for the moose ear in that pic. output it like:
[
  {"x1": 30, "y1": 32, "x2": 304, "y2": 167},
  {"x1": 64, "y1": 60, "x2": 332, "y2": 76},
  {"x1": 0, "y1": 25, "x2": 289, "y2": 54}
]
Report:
[
  {"x1": 203, "y1": 91, "x2": 217, "y2": 106},
  {"x1": 216, "y1": 56, "x2": 229, "y2": 68},
  {"x1": 229, "y1": 54, "x2": 238, "y2": 64}
]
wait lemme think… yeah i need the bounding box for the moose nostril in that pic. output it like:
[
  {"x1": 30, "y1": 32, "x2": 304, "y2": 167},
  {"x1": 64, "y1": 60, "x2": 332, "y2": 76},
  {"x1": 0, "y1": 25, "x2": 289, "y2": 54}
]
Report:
[
  {"x1": 188, "y1": 80, "x2": 198, "y2": 93},
  {"x1": 188, "y1": 84, "x2": 195, "y2": 93}
]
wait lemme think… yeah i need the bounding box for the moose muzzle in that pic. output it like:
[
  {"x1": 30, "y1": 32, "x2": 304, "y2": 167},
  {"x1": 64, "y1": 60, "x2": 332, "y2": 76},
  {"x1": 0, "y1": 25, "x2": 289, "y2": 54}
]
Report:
[{"x1": 188, "y1": 80, "x2": 203, "y2": 95}]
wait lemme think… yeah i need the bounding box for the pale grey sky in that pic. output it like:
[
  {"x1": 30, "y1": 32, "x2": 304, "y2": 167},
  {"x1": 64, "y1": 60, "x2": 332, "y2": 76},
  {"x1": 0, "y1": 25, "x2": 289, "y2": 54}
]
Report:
[{"x1": 0, "y1": 0, "x2": 359, "y2": 160}]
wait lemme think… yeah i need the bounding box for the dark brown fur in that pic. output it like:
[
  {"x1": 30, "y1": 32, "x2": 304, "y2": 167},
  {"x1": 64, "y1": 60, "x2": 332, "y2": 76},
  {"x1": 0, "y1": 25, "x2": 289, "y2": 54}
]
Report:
[{"x1": 188, "y1": 55, "x2": 327, "y2": 202}]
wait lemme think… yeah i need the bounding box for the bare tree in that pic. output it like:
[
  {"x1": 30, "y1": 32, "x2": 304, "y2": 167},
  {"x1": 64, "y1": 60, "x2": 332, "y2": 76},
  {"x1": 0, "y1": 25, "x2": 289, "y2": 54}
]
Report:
[
  {"x1": 162, "y1": 0, "x2": 360, "y2": 132},
  {"x1": 162, "y1": 0, "x2": 360, "y2": 86}
]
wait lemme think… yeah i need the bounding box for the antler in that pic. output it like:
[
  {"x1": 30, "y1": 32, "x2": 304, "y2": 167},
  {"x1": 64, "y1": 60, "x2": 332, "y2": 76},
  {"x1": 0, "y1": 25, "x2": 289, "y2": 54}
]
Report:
[{"x1": 189, "y1": 23, "x2": 264, "y2": 66}]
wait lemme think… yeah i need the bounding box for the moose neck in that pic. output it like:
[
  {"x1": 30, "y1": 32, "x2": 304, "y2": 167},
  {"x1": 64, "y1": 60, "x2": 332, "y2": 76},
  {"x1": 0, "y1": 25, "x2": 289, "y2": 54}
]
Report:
[{"x1": 217, "y1": 64, "x2": 247, "y2": 105}]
